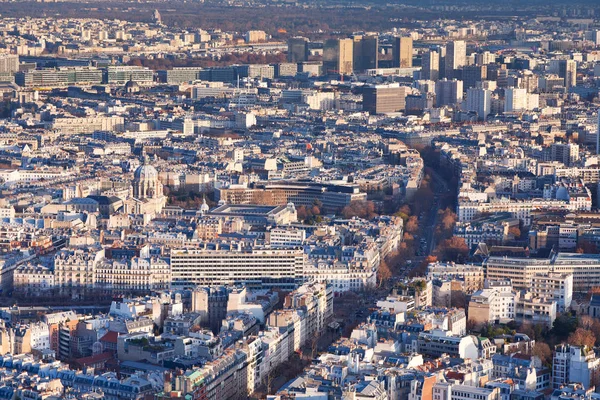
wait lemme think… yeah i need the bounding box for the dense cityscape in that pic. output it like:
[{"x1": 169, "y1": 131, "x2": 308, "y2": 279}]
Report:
[{"x1": 0, "y1": 0, "x2": 599, "y2": 399}]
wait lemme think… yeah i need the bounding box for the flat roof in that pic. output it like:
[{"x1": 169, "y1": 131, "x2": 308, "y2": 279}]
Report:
[{"x1": 209, "y1": 204, "x2": 284, "y2": 216}]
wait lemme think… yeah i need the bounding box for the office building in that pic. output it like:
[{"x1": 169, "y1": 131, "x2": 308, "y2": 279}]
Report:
[
  {"x1": 170, "y1": 246, "x2": 306, "y2": 289},
  {"x1": 323, "y1": 38, "x2": 353, "y2": 75},
  {"x1": 237, "y1": 64, "x2": 274, "y2": 80},
  {"x1": 15, "y1": 67, "x2": 103, "y2": 88},
  {"x1": 198, "y1": 66, "x2": 237, "y2": 83},
  {"x1": 461, "y1": 65, "x2": 487, "y2": 89},
  {"x1": 417, "y1": 330, "x2": 480, "y2": 360},
  {"x1": 103, "y1": 66, "x2": 154, "y2": 85},
  {"x1": 216, "y1": 181, "x2": 366, "y2": 211},
  {"x1": 352, "y1": 35, "x2": 378, "y2": 72},
  {"x1": 298, "y1": 61, "x2": 322, "y2": 76},
  {"x1": 484, "y1": 253, "x2": 600, "y2": 292},
  {"x1": 362, "y1": 84, "x2": 408, "y2": 114},
  {"x1": 287, "y1": 37, "x2": 309, "y2": 63},
  {"x1": 393, "y1": 36, "x2": 413, "y2": 68},
  {"x1": 157, "y1": 67, "x2": 202, "y2": 84},
  {"x1": 274, "y1": 63, "x2": 298, "y2": 78}
]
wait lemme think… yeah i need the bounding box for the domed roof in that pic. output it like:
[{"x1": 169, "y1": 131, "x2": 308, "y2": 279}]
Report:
[
  {"x1": 124, "y1": 80, "x2": 140, "y2": 89},
  {"x1": 200, "y1": 197, "x2": 210, "y2": 213},
  {"x1": 556, "y1": 186, "x2": 569, "y2": 201},
  {"x1": 134, "y1": 164, "x2": 158, "y2": 181}
]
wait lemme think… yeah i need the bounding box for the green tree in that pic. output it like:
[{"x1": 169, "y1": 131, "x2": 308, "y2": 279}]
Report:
[{"x1": 551, "y1": 313, "x2": 578, "y2": 340}]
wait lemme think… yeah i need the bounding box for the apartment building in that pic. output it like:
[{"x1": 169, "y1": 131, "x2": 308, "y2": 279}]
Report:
[
  {"x1": 95, "y1": 257, "x2": 171, "y2": 292},
  {"x1": 417, "y1": 330, "x2": 480, "y2": 360},
  {"x1": 553, "y1": 344, "x2": 600, "y2": 389},
  {"x1": 514, "y1": 292, "x2": 557, "y2": 328},
  {"x1": 54, "y1": 247, "x2": 105, "y2": 292},
  {"x1": 13, "y1": 264, "x2": 55, "y2": 295},
  {"x1": 468, "y1": 280, "x2": 515, "y2": 327},
  {"x1": 49, "y1": 115, "x2": 125, "y2": 135},
  {"x1": 426, "y1": 262, "x2": 484, "y2": 293},
  {"x1": 451, "y1": 384, "x2": 499, "y2": 400},
  {"x1": 530, "y1": 272, "x2": 573, "y2": 312}
]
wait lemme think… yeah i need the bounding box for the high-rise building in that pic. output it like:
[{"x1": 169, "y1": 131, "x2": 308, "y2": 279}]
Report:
[
  {"x1": 435, "y1": 79, "x2": 464, "y2": 107},
  {"x1": 362, "y1": 84, "x2": 407, "y2": 114},
  {"x1": 274, "y1": 63, "x2": 298, "y2": 78},
  {"x1": 422, "y1": 50, "x2": 440, "y2": 81},
  {"x1": 520, "y1": 70, "x2": 539, "y2": 93},
  {"x1": 504, "y1": 87, "x2": 525, "y2": 112},
  {"x1": 323, "y1": 38, "x2": 353, "y2": 75},
  {"x1": 585, "y1": 30, "x2": 600, "y2": 44},
  {"x1": 466, "y1": 87, "x2": 491, "y2": 121},
  {"x1": 504, "y1": 87, "x2": 539, "y2": 112},
  {"x1": 0, "y1": 54, "x2": 18, "y2": 75},
  {"x1": 245, "y1": 30, "x2": 267, "y2": 43},
  {"x1": 393, "y1": 36, "x2": 413, "y2": 68},
  {"x1": 475, "y1": 51, "x2": 496, "y2": 65},
  {"x1": 352, "y1": 35, "x2": 378, "y2": 72},
  {"x1": 287, "y1": 37, "x2": 309, "y2": 63},
  {"x1": 191, "y1": 286, "x2": 229, "y2": 334},
  {"x1": 445, "y1": 40, "x2": 467, "y2": 79},
  {"x1": 461, "y1": 65, "x2": 487, "y2": 89},
  {"x1": 558, "y1": 59, "x2": 577, "y2": 88},
  {"x1": 597, "y1": 112, "x2": 600, "y2": 155},
  {"x1": 550, "y1": 142, "x2": 580, "y2": 166}
]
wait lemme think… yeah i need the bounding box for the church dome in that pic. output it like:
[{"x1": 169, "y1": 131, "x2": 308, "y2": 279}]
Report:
[
  {"x1": 134, "y1": 164, "x2": 158, "y2": 181},
  {"x1": 124, "y1": 80, "x2": 140, "y2": 92}
]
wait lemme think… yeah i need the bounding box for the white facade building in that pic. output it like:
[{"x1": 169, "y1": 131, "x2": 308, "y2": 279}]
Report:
[{"x1": 468, "y1": 280, "x2": 515, "y2": 327}]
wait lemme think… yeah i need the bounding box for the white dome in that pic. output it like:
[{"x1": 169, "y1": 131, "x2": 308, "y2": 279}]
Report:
[
  {"x1": 134, "y1": 164, "x2": 158, "y2": 181},
  {"x1": 200, "y1": 198, "x2": 209, "y2": 213}
]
